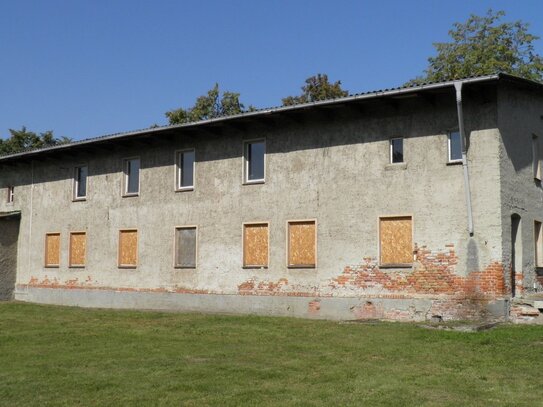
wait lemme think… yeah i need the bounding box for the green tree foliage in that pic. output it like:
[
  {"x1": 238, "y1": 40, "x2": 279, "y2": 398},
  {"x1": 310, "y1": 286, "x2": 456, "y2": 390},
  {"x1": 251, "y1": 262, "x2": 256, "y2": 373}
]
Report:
[
  {"x1": 165, "y1": 83, "x2": 254, "y2": 125},
  {"x1": 282, "y1": 74, "x2": 348, "y2": 106},
  {"x1": 0, "y1": 126, "x2": 71, "y2": 155},
  {"x1": 407, "y1": 10, "x2": 543, "y2": 85}
]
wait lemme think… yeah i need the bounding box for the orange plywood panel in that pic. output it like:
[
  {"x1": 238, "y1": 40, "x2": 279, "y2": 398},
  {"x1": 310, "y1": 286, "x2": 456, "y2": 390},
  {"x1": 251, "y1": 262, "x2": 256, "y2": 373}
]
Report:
[
  {"x1": 70, "y1": 232, "x2": 86, "y2": 266},
  {"x1": 119, "y1": 230, "x2": 138, "y2": 267},
  {"x1": 380, "y1": 217, "x2": 412, "y2": 265},
  {"x1": 244, "y1": 223, "x2": 268, "y2": 267},
  {"x1": 288, "y1": 221, "x2": 316, "y2": 267},
  {"x1": 45, "y1": 233, "x2": 60, "y2": 267}
]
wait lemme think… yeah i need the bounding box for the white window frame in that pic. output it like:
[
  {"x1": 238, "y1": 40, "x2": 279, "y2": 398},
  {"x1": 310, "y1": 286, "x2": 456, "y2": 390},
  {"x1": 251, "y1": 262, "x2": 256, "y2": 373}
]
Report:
[
  {"x1": 390, "y1": 138, "x2": 404, "y2": 164},
  {"x1": 73, "y1": 165, "x2": 88, "y2": 201},
  {"x1": 243, "y1": 138, "x2": 266, "y2": 184},
  {"x1": 175, "y1": 149, "x2": 195, "y2": 191},
  {"x1": 533, "y1": 134, "x2": 541, "y2": 181},
  {"x1": 447, "y1": 132, "x2": 463, "y2": 163},
  {"x1": 7, "y1": 186, "x2": 14, "y2": 204},
  {"x1": 122, "y1": 157, "x2": 140, "y2": 197}
]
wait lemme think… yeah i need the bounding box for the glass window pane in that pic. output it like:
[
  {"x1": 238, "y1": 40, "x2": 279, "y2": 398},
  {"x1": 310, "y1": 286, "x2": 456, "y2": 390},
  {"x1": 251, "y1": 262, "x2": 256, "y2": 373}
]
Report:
[
  {"x1": 176, "y1": 227, "x2": 196, "y2": 268},
  {"x1": 248, "y1": 141, "x2": 265, "y2": 180},
  {"x1": 391, "y1": 139, "x2": 403, "y2": 163},
  {"x1": 77, "y1": 166, "x2": 87, "y2": 197},
  {"x1": 126, "y1": 159, "x2": 140, "y2": 194},
  {"x1": 449, "y1": 132, "x2": 462, "y2": 161},
  {"x1": 180, "y1": 151, "x2": 195, "y2": 188}
]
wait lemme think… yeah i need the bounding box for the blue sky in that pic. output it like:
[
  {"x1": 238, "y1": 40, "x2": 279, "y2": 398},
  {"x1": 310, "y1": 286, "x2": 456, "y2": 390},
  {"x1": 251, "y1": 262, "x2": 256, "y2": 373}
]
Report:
[{"x1": 1, "y1": 0, "x2": 542, "y2": 141}]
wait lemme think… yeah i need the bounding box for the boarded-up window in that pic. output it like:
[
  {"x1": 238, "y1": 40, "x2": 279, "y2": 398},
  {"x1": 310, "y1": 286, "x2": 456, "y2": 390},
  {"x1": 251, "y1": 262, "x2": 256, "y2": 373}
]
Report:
[
  {"x1": 45, "y1": 233, "x2": 60, "y2": 267},
  {"x1": 380, "y1": 216, "x2": 413, "y2": 266},
  {"x1": 119, "y1": 230, "x2": 138, "y2": 268},
  {"x1": 175, "y1": 227, "x2": 197, "y2": 268},
  {"x1": 243, "y1": 223, "x2": 269, "y2": 267},
  {"x1": 288, "y1": 220, "x2": 316, "y2": 268},
  {"x1": 535, "y1": 221, "x2": 543, "y2": 267},
  {"x1": 69, "y1": 232, "x2": 86, "y2": 267}
]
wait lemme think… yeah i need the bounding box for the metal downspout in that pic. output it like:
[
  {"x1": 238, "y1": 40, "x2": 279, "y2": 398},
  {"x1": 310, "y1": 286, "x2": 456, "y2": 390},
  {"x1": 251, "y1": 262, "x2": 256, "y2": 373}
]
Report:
[{"x1": 454, "y1": 81, "x2": 474, "y2": 236}]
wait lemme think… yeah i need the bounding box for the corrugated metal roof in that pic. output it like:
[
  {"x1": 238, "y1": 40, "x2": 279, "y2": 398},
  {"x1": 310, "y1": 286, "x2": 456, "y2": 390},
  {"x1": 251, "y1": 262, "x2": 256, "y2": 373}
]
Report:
[{"x1": 0, "y1": 72, "x2": 539, "y2": 162}]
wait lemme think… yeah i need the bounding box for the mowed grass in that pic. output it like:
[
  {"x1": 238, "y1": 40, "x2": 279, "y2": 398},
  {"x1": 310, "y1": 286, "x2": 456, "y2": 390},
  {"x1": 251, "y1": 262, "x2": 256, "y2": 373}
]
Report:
[{"x1": 1, "y1": 303, "x2": 543, "y2": 406}]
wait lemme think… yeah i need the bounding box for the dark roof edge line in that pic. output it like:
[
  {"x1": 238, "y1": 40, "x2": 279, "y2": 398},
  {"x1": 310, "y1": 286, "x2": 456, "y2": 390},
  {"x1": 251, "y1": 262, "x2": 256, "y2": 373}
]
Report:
[{"x1": 0, "y1": 73, "x2": 523, "y2": 162}]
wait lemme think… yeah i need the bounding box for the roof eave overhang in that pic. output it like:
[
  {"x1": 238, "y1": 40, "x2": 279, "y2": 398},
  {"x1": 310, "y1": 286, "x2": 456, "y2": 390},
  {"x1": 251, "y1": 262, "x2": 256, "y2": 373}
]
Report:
[{"x1": 2, "y1": 73, "x2": 533, "y2": 164}]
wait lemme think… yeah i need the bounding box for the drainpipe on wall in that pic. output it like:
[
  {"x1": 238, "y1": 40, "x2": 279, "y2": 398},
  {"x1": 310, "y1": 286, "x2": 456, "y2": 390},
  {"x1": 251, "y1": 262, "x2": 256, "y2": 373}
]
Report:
[{"x1": 454, "y1": 81, "x2": 474, "y2": 236}]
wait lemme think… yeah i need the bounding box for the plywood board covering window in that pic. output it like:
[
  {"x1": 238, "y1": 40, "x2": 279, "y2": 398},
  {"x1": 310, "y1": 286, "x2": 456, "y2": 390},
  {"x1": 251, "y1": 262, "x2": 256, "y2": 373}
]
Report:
[
  {"x1": 45, "y1": 233, "x2": 60, "y2": 267},
  {"x1": 69, "y1": 232, "x2": 86, "y2": 267},
  {"x1": 380, "y1": 216, "x2": 413, "y2": 266},
  {"x1": 175, "y1": 227, "x2": 197, "y2": 268},
  {"x1": 119, "y1": 230, "x2": 138, "y2": 268},
  {"x1": 243, "y1": 223, "x2": 269, "y2": 267},
  {"x1": 288, "y1": 220, "x2": 316, "y2": 267}
]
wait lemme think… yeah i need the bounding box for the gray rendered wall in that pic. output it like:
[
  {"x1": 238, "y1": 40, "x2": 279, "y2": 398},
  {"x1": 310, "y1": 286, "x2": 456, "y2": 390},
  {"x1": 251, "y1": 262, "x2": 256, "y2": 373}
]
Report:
[{"x1": 0, "y1": 87, "x2": 508, "y2": 319}]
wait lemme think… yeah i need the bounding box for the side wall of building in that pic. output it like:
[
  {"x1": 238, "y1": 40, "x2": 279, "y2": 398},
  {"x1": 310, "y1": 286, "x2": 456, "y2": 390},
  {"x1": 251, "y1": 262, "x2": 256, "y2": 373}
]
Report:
[
  {"x1": 0, "y1": 218, "x2": 20, "y2": 300},
  {"x1": 0, "y1": 89, "x2": 507, "y2": 320},
  {"x1": 498, "y1": 82, "x2": 543, "y2": 295}
]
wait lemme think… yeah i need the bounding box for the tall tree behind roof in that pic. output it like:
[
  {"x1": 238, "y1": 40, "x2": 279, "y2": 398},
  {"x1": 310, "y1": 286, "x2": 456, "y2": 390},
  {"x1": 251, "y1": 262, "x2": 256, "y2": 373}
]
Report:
[
  {"x1": 407, "y1": 10, "x2": 543, "y2": 86},
  {"x1": 165, "y1": 83, "x2": 255, "y2": 125},
  {"x1": 282, "y1": 74, "x2": 348, "y2": 106},
  {"x1": 0, "y1": 126, "x2": 71, "y2": 155}
]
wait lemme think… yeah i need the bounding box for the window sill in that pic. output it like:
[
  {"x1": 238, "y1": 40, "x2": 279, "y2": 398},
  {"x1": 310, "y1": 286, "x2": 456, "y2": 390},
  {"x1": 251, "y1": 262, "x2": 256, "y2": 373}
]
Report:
[
  {"x1": 122, "y1": 193, "x2": 139, "y2": 198},
  {"x1": 44, "y1": 265, "x2": 59, "y2": 269},
  {"x1": 72, "y1": 197, "x2": 87, "y2": 202},
  {"x1": 174, "y1": 266, "x2": 197, "y2": 269},
  {"x1": 69, "y1": 265, "x2": 85, "y2": 269},
  {"x1": 242, "y1": 266, "x2": 268, "y2": 269},
  {"x1": 118, "y1": 265, "x2": 137, "y2": 269},
  {"x1": 175, "y1": 187, "x2": 194, "y2": 193},
  {"x1": 379, "y1": 263, "x2": 413, "y2": 269},
  {"x1": 243, "y1": 180, "x2": 265, "y2": 185},
  {"x1": 446, "y1": 160, "x2": 462, "y2": 166},
  {"x1": 385, "y1": 163, "x2": 407, "y2": 171},
  {"x1": 287, "y1": 265, "x2": 316, "y2": 269}
]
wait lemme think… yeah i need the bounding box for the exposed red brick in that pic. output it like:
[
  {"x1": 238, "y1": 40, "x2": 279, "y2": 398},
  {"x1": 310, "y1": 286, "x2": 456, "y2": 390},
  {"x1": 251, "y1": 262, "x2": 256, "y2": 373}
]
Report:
[{"x1": 308, "y1": 299, "x2": 321, "y2": 314}]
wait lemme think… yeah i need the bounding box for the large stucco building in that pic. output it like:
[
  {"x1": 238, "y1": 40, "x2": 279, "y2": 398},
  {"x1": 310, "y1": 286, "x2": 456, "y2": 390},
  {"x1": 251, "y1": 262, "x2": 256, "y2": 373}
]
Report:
[{"x1": 1, "y1": 73, "x2": 543, "y2": 321}]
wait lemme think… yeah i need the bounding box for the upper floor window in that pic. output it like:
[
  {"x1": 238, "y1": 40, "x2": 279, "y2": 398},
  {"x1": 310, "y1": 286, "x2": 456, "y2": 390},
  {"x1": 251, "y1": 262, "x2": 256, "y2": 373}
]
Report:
[
  {"x1": 176, "y1": 149, "x2": 195, "y2": 191},
  {"x1": 7, "y1": 186, "x2": 14, "y2": 203},
  {"x1": 244, "y1": 139, "x2": 265, "y2": 183},
  {"x1": 448, "y1": 131, "x2": 462, "y2": 162},
  {"x1": 390, "y1": 138, "x2": 403, "y2": 164},
  {"x1": 123, "y1": 158, "x2": 140, "y2": 196},
  {"x1": 73, "y1": 165, "x2": 88, "y2": 200},
  {"x1": 533, "y1": 134, "x2": 541, "y2": 181}
]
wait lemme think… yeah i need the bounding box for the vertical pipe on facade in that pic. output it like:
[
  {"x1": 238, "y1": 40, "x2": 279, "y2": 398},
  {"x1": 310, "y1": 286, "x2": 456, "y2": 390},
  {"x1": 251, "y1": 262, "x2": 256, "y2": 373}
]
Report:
[{"x1": 454, "y1": 81, "x2": 474, "y2": 236}]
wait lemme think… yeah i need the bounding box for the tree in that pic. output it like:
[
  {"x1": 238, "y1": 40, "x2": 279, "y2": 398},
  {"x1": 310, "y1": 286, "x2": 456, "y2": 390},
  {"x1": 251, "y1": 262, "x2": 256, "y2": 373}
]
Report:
[
  {"x1": 282, "y1": 74, "x2": 348, "y2": 106},
  {"x1": 407, "y1": 10, "x2": 543, "y2": 85},
  {"x1": 165, "y1": 83, "x2": 254, "y2": 125},
  {"x1": 0, "y1": 126, "x2": 71, "y2": 155}
]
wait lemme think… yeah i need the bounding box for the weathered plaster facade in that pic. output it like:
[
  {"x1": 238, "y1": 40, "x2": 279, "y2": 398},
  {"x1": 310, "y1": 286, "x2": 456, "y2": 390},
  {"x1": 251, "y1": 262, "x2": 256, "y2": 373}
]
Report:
[{"x1": 1, "y1": 74, "x2": 542, "y2": 321}]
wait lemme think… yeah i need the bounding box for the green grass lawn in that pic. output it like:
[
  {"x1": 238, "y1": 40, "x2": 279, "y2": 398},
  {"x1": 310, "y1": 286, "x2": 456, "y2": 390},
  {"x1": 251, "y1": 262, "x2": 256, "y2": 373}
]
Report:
[{"x1": 1, "y1": 302, "x2": 542, "y2": 406}]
